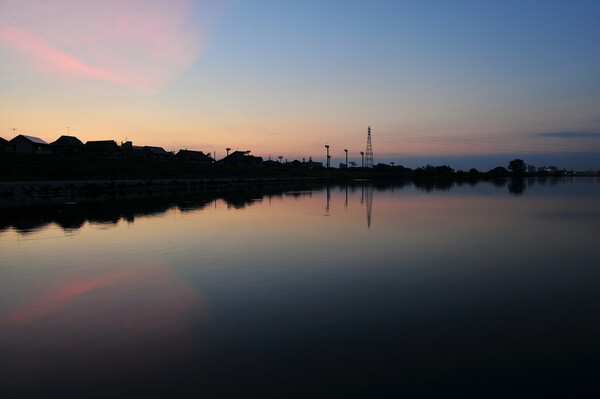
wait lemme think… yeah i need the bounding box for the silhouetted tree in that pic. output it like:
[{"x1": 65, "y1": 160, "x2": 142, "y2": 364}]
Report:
[
  {"x1": 508, "y1": 159, "x2": 526, "y2": 175},
  {"x1": 486, "y1": 166, "x2": 510, "y2": 178}
]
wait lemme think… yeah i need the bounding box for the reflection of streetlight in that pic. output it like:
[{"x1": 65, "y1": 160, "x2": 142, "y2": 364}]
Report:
[
  {"x1": 344, "y1": 149, "x2": 348, "y2": 168},
  {"x1": 360, "y1": 151, "x2": 364, "y2": 167},
  {"x1": 325, "y1": 145, "x2": 330, "y2": 168}
]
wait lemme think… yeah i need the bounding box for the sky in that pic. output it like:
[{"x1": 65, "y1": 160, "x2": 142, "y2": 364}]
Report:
[{"x1": 1, "y1": 0, "x2": 600, "y2": 170}]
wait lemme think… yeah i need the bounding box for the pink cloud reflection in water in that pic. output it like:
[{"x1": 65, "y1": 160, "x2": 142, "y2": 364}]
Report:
[
  {"x1": 0, "y1": 261, "x2": 204, "y2": 387},
  {"x1": 0, "y1": 0, "x2": 204, "y2": 91}
]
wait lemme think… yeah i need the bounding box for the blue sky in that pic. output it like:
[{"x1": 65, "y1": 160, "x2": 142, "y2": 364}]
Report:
[{"x1": 1, "y1": 0, "x2": 599, "y2": 169}]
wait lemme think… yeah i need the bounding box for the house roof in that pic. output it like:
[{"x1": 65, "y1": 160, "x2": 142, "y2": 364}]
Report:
[
  {"x1": 145, "y1": 146, "x2": 169, "y2": 155},
  {"x1": 0, "y1": 137, "x2": 7, "y2": 144},
  {"x1": 85, "y1": 140, "x2": 120, "y2": 151},
  {"x1": 175, "y1": 149, "x2": 213, "y2": 161},
  {"x1": 50, "y1": 135, "x2": 84, "y2": 147},
  {"x1": 11, "y1": 134, "x2": 48, "y2": 145},
  {"x1": 219, "y1": 150, "x2": 262, "y2": 164}
]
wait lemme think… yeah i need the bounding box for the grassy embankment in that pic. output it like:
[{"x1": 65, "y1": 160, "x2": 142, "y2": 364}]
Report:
[{"x1": 0, "y1": 153, "x2": 410, "y2": 182}]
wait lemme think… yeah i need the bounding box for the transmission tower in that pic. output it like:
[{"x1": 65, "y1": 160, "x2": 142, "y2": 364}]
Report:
[{"x1": 365, "y1": 126, "x2": 374, "y2": 168}]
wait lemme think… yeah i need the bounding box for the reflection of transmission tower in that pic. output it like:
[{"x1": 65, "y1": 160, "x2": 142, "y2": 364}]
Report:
[
  {"x1": 365, "y1": 126, "x2": 374, "y2": 168},
  {"x1": 365, "y1": 185, "x2": 373, "y2": 228}
]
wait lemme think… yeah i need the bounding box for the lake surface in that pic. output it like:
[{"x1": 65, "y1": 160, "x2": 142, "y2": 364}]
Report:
[{"x1": 1, "y1": 178, "x2": 599, "y2": 397}]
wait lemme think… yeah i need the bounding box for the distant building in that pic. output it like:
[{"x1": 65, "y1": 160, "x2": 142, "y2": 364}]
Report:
[
  {"x1": 262, "y1": 160, "x2": 281, "y2": 168},
  {"x1": 85, "y1": 140, "x2": 121, "y2": 157},
  {"x1": 305, "y1": 157, "x2": 323, "y2": 168},
  {"x1": 173, "y1": 149, "x2": 214, "y2": 163},
  {"x1": 218, "y1": 150, "x2": 262, "y2": 165},
  {"x1": 286, "y1": 160, "x2": 303, "y2": 168},
  {"x1": 6, "y1": 134, "x2": 51, "y2": 154},
  {"x1": 143, "y1": 146, "x2": 171, "y2": 160},
  {"x1": 50, "y1": 135, "x2": 84, "y2": 155}
]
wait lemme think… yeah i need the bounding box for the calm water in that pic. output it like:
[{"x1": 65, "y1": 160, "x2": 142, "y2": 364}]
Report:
[{"x1": 1, "y1": 178, "x2": 599, "y2": 397}]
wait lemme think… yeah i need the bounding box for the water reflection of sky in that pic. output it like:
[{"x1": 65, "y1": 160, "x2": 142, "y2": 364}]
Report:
[{"x1": 1, "y1": 179, "x2": 599, "y2": 395}]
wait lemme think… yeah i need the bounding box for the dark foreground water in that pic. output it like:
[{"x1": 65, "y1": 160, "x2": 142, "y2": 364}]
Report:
[{"x1": 1, "y1": 178, "x2": 599, "y2": 397}]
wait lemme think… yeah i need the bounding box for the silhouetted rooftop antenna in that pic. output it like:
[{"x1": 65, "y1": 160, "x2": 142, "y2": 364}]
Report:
[{"x1": 365, "y1": 126, "x2": 374, "y2": 168}]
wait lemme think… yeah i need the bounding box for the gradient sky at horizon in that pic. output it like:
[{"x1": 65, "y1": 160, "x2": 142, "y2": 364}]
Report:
[{"x1": 1, "y1": 0, "x2": 599, "y2": 169}]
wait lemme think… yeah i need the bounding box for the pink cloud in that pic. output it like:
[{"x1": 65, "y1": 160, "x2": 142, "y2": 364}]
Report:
[{"x1": 0, "y1": 0, "x2": 207, "y2": 92}]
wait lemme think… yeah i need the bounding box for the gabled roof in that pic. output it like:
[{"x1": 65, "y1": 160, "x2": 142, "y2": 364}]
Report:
[
  {"x1": 51, "y1": 135, "x2": 84, "y2": 147},
  {"x1": 145, "y1": 146, "x2": 169, "y2": 155},
  {"x1": 175, "y1": 149, "x2": 213, "y2": 161},
  {"x1": 85, "y1": 140, "x2": 120, "y2": 151},
  {"x1": 10, "y1": 134, "x2": 48, "y2": 145},
  {"x1": 219, "y1": 150, "x2": 262, "y2": 164},
  {"x1": 0, "y1": 137, "x2": 7, "y2": 144}
]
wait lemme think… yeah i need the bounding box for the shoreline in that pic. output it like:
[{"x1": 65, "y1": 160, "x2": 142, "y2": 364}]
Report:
[{"x1": 0, "y1": 177, "x2": 336, "y2": 207}]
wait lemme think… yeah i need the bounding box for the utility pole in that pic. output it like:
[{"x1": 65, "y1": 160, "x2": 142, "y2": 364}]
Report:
[{"x1": 325, "y1": 145, "x2": 330, "y2": 168}]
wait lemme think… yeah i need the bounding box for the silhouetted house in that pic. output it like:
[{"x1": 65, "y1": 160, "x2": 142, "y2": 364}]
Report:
[
  {"x1": 50, "y1": 135, "x2": 84, "y2": 155},
  {"x1": 305, "y1": 157, "x2": 323, "y2": 168},
  {"x1": 174, "y1": 149, "x2": 213, "y2": 163},
  {"x1": 121, "y1": 141, "x2": 170, "y2": 160},
  {"x1": 286, "y1": 160, "x2": 303, "y2": 168},
  {"x1": 143, "y1": 146, "x2": 170, "y2": 160},
  {"x1": 262, "y1": 160, "x2": 281, "y2": 168},
  {"x1": 85, "y1": 140, "x2": 121, "y2": 157},
  {"x1": 0, "y1": 137, "x2": 6, "y2": 151},
  {"x1": 218, "y1": 150, "x2": 262, "y2": 165},
  {"x1": 6, "y1": 135, "x2": 51, "y2": 153}
]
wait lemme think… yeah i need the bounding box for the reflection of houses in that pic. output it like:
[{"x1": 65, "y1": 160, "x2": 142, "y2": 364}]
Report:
[
  {"x1": 85, "y1": 140, "x2": 121, "y2": 157},
  {"x1": 0, "y1": 137, "x2": 6, "y2": 151},
  {"x1": 6, "y1": 134, "x2": 51, "y2": 153},
  {"x1": 50, "y1": 135, "x2": 84, "y2": 155},
  {"x1": 173, "y1": 149, "x2": 214, "y2": 163},
  {"x1": 218, "y1": 150, "x2": 262, "y2": 165}
]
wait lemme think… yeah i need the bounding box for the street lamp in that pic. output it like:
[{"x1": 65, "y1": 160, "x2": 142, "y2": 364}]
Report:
[
  {"x1": 360, "y1": 151, "x2": 364, "y2": 168},
  {"x1": 325, "y1": 145, "x2": 330, "y2": 168},
  {"x1": 344, "y1": 149, "x2": 348, "y2": 168},
  {"x1": 226, "y1": 147, "x2": 231, "y2": 156}
]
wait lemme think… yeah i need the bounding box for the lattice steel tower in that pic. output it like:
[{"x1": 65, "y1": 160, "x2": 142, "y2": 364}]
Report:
[{"x1": 365, "y1": 126, "x2": 374, "y2": 168}]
